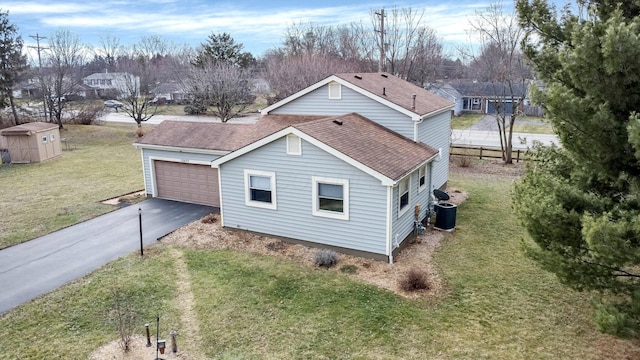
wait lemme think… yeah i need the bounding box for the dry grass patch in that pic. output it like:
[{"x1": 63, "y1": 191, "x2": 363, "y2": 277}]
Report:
[{"x1": 161, "y1": 188, "x2": 467, "y2": 299}]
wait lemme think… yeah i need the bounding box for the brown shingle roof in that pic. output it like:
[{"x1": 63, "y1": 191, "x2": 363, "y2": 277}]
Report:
[
  {"x1": 135, "y1": 114, "x2": 327, "y2": 151},
  {"x1": 293, "y1": 113, "x2": 438, "y2": 180},
  {"x1": 335, "y1": 72, "x2": 453, "y2": 116}
]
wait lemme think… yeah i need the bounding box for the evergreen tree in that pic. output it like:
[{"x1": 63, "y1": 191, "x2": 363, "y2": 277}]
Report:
[
  {"x1": 0, "y1": 9, "x2": 27, "y2": 125},
  {"x1": 193, "y1": 32, "x2": 255, "y2": 68},
  {"x1": 514, "y1": 0, "x2": 640, "y2": 337}
]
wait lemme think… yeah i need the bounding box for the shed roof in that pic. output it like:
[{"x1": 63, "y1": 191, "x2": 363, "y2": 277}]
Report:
[{"x1": 0, "y1": 122, "x2": 59, "y2": 136}]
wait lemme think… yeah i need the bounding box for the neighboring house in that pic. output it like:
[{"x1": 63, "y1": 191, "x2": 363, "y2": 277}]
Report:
[
  {"x1": 134, "y1": 72, "x2": 454, "y2": 262},
  {"x1": 150, "y1": 82, "x2": 186, "y2": 104},
  {"x1": 12, "y1": 79, "x2": 41, "y2": 99},
  {"x1": 429, "y1": 81, "x2": 528, "y2": 116},
  {"x1": 82, "y1": 72, "x2": 139, "y2": 98}
]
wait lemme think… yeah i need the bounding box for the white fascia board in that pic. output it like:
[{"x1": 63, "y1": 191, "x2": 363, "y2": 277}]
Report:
[
  {"x1": 212, "y1": 126, "x2": 396, "y2": 186},
  {"x1": 133, "y1": 143, "x2": 229, "y2": 156},
  {"x1": 260, "y1": 75, "x2": 340, "y2": 114},
  {"x1": 391, "y1": 154, "x2": 439, "y2": 187},
  {"x1": 419, "y1": 104, "x2": 455, "y2": 121}
]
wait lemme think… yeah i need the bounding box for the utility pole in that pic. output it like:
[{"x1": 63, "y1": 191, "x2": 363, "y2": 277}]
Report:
[
  {"x1": 28, "y1": 33, "x2": 48, "y2": 122},
  {"x1": 375, "y1": 9, "x2": 386, "y2": 73}
]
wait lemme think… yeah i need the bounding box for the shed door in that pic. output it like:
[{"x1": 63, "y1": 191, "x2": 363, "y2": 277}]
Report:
[{"x1": 154, "y1": 160, "x2": 219, "y2": 207}]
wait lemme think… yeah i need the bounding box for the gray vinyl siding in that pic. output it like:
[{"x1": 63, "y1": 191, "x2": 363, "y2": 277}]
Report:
[
  {"x1": 140, "y1": 148, "x2": 222, "y2": 196},
  {"x1": 272, "y1": 84, "x2": 415, "y2": 139},
  {"x1": 417, "y1": 111, "x2": 451, "y2": 189},
  {"x1": 219, "y1": 137, "x2": 389, "y2": 255},
  {"x1": 390, "y1": 165, "x2": 433, "y2": 250}
]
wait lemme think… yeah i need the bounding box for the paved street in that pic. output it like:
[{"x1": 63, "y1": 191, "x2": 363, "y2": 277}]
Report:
[
  {"x1": 100, "y1": 111, "x2": 260, "y2": 125},
  {"x1": 0, "y1": 199, "x2": 214, "y2": 314}
]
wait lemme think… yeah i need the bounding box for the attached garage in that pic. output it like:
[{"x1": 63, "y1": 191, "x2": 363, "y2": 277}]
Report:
[{"x1": 153, "y1": 160, "x2": 219, "y2": 207}]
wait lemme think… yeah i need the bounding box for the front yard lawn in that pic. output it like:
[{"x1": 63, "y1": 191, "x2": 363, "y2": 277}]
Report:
[
  {"x1": 1, "y1": 170, "x2": 638, "y2": 359},
  {"x1": 0, "y1": 124, "x2": 143, "y2": 249}
]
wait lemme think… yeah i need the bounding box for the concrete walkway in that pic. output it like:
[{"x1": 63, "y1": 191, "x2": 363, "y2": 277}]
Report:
[{"x1": 0, "y1": 198, "x2": 214, "y2": 314}]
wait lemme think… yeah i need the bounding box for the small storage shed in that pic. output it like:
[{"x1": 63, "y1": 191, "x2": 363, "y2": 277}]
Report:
[{"x1": 0, "y1": 122, "x2": 62, "y2": 163}]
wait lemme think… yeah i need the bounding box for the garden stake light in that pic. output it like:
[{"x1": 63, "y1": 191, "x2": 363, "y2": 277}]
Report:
[
  {"x1": 145, "y1": 323, "x2": 152, "y2": 347},
  {"x1": 138, "y1": 207, "x2": 143, "y2": 256}
]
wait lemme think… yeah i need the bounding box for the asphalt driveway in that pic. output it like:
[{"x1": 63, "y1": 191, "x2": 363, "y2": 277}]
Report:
[{"x1": 0, "y1": 198, "x2": 214, "y2": 314}]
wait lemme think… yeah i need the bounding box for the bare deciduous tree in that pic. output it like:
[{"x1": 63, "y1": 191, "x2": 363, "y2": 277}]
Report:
[
  {"x1": 182, "y1": 61, "x2": 252, "y2": 122},
  {"x1": 467, "y1": 2, "x2": 531, "y2": 164},
  {"x1": 371, "y1": 7, "x2": 443, "y2": 83},
  {"x1": 42, "y1": 29, "x2": 86, "y2": 129},
  {"x1": 262, "y1": 52, "x2": 361, "y2": 104}
]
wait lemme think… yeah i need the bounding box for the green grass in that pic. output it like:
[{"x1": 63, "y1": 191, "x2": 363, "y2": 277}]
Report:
[
  {"x1": 0, "y1": 124, "x2": 143, "y2": 249},
  {"x1": 452, "y1": 114, "x2": 483, "y2": 129},
  {"x1": 0, "y1": 246, "x2": 180, "y2": 359},
  {"x1": 512, "y1": 122, "x2": 555, "y2": 134},
  {"x1": 1, "y1": 171, "x2": 638, "y2": 358}
]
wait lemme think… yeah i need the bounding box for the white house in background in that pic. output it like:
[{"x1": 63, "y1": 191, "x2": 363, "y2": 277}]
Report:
[
  {"x1": 134, "y1": 72, "x2": 454, "y2": 262},
  {"x1": 82, "y1": 72, "x2": 139, "y2": 98}
]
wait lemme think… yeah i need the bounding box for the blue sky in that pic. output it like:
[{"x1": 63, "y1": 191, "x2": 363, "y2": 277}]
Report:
[{"x1": 4, "y1": 0, "x2": 525, "y2": 58}]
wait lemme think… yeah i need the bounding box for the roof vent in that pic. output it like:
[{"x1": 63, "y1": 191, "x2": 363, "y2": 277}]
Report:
[
  {"x1": 381, "y1": 73, "x2": 388, "y2": 78},
  {"x1": 383, "y1": 87, "x2": 386, "y2": 96},
  {"x1": 412, "y1": 94, "x2": 416, "y2": 111},
  {"x1": 333, "y1": 119, "x2": 343, "y2": 126},
  {"x1": 354, "y1": 75, "x2": 362, "y2": 80}
]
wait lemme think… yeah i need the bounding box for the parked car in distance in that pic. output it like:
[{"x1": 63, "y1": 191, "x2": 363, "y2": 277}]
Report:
[{"x1": 104, "y1": 100, "x2": 124, "y2": 109}]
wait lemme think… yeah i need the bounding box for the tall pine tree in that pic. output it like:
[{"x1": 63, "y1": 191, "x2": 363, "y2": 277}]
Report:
[
  {"x1": 0, "y1": 9, "x2": 27, "y2": 126},
  {"x1": 514, "y1": 0, "x2": 640, "y2": 337}
]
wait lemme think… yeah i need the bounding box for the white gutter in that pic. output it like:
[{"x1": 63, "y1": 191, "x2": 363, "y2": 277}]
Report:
[{"x1": 133, "y1": 143, "x2": 230, "y2": 156}]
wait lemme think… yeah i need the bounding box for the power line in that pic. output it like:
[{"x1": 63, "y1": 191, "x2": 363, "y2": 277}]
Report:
[
  {"x1": 28, "y1": 33, "x2": 48, "y2": 121},
  {"x1": 375, "y1": 9, "x2": 385, "y2": 73}
]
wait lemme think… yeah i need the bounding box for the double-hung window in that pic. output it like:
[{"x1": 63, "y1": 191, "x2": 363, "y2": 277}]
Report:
[
  {"x1": 312, "y1": 176, "x2": 349, "y2": 220},
  {"x1": 398, "y1": 177, "x2": 410, "y2": 216},
  {"x1": 418, "y1": 165, "x2": 427, "y2": 192},
  {"x1": 244, "y1": 170, "x2": 277, "y2": 210}
]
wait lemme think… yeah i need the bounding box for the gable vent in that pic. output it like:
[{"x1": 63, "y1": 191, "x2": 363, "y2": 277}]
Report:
[
  {"x1": 354, "y1": 75, "x2": 362, "y2": 80},
  {"x1": 333, "y1": 119, "x2": 343, "y2": 125}
]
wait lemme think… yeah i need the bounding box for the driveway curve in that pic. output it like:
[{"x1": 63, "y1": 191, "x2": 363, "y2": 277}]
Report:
[{"x1": 0, "y1": 198, "x2": 214, "y2": 314}]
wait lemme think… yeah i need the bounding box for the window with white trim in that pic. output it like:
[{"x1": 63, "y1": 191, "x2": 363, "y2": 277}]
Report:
[
  {"x1": 312, "y1": 176, "x2": 349, "y2": 220},
  {"x1": 50, "y1": 133, "x2": 56, "y2": 141},
  {"x1": 418, "y1": 165, "x2": 427, "y2": 192},
  {"x1": 244, "y1": 170, "x2": 277, "y2": 210},
  {"x1": 328, "y1": 82, "x2": 341, "y2": 99},
  {"x1": 398, "y1": 177, "x2": 410, "y2": 215},
  {"x1": 42, "y1": 136, "x2": 48, "y2": 143},
  {"x1": 286, "y1": 134, "x2": 301, "y2": 155}
]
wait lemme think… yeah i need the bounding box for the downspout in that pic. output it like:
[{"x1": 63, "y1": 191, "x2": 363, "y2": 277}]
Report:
[
  {"x1": 213, "y1": 160, "x2": 225, "y2": 226},
  {"x1": 387, "y1": 186, "x2": 394, "y2": 264}
]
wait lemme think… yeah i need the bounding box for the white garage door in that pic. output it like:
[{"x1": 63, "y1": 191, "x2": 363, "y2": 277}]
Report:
[{"x1": 154, "y1": 160, "x2": 219, "y2": 207}]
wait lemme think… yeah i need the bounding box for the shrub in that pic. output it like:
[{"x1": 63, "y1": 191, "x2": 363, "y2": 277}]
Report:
[
  {"x1": 184, "y1": 104, "x2": 207, "y2": 115},
  {"x1": 314, "y1": 249, "x2": 338, "y2": 268},
  {"x1": 454, "y1": 154, "x2": 473, "y2": 168},
  {"x1": 399, "y1": 269, "x2": 430, "y2": 292},
  {"x1": 201, "y1": 213, "x2": 217, "y2": 224},
  {"x1": 265, "y1": 241, "x2": 285, "y2": 252},
  {"x1": 340, "y1": 264, "x2": 358, "y2": 274}
]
